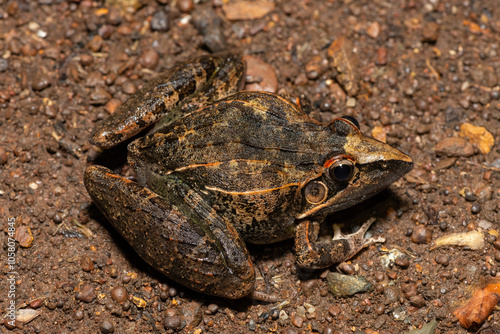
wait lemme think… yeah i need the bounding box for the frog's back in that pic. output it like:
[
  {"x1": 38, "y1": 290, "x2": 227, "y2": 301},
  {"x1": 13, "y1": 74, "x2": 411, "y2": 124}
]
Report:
[{"x1": 129, "y1": 91, "x2": 338, "y2": 192}]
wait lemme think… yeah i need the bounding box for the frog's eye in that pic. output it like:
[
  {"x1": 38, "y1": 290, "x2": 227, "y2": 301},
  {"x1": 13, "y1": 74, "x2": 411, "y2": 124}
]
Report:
[
  {"x1": 304, "y1": 181, "x2": 328, "y2": 204},
  {"x1": 329, "y1": 159, "x2": 355, "y2": 182},
  {"x1": 341, "y1": 116, "x2": 360, "y2": 129}
]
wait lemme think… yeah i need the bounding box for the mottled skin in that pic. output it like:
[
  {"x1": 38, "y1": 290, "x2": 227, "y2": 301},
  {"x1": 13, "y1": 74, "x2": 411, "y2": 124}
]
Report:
[{"x1": 85, "y1": 54, "x2": 413, "y2": 299}]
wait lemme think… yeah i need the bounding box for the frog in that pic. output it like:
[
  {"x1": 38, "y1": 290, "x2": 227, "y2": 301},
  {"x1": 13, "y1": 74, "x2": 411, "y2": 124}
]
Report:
[{"x1": 84, "y1": 53, "x2": 413, "y2": 299}]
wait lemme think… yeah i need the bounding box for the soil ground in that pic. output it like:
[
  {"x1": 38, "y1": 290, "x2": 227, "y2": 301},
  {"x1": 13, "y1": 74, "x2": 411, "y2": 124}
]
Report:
[{"x1": 1, "y1": 0, "x2": 500, "y2": 333}]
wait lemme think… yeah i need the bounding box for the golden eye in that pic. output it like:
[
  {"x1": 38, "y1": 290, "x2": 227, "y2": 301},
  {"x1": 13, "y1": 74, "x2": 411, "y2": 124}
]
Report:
[
  {"x1": 329, "y1": 159, "x2": 355, "y2": 182},
  {"x1": 304, "y1": 181, "x2": 328, "y2": 204}
]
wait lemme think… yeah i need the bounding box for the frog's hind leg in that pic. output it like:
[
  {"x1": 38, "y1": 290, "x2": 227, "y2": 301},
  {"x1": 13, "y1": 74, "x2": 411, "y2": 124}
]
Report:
[
  {"x1": 84, "y1": 165, "x2": 254, "y2": 299},
  {"x1": 90, "y1": 53, "x2": 245, "y2": 149},
  {"x1": 294, "y1": 219, "x2": 385, "y2": 269}
]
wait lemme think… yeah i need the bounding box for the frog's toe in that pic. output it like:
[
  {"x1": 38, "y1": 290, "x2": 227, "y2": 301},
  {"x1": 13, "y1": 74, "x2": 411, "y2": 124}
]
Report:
[{"x1": 295, "y1": 220, "x2": 385, "y2": 269}]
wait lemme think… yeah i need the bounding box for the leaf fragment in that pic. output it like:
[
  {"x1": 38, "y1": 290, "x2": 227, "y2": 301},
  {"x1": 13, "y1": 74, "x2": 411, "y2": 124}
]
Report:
[
  {"x1": 327, "y1": 36, "x2": 359, "y2": 96},
  {"x1": 223, "y1": 1, "x2": 275, "y2": 21},
  {"x1": 454, "y1": 278, "x2": 500, "y2": 328},
  {"x1": 432, "y1": 230, "x2": 484, "y2": 250}
]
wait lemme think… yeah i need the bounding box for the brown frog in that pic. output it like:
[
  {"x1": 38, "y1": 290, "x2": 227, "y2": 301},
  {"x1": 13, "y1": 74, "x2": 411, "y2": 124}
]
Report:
[{"x1": 84, "y1": 53, "x2": 413, "y2": 299}]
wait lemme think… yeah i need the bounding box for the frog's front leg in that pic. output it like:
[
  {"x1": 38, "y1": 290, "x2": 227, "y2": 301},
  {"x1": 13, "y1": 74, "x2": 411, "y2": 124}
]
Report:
[
  {"x1": 84, "y1": 165, "x2": 254, "y2": 299},
  {"x1": 90, "y1": 53, "x2": 245, "y2": 149},
  {"x1": 294, "y1": 219, "x2": 385, "y2": 269}
]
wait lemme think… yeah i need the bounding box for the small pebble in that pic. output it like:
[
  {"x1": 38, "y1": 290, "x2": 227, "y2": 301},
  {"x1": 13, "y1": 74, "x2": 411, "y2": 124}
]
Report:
[
  {"x1": 366, "y1": 21, "x2": 381, "y2": 39},
  {"x1": 248, "y1": 319, "x2": 256, "y2": 331},
  {"x1": 409, "y1": 295, "x2": 426, "y2": 308},
  {"x1": 168, "y1": 287, "x2": 177, "y2": 297},
  {"x1": 110, "y1": 286, "x2": 128, "y2": 303},
  {"x1": 57, "y1": 298, "x2": 67, "y2": 308},
  {"x1": 75, "y1": 310, "x2": 84, "y2": 320},
  {"x1": 91, "y1": 86, "x2": 112, "y2": 105},
  {"x1": 401, "y1": 283, "x2": 418, "y2": 299},
  {"x1": 435, "y1": 137, "x2": 474, "y2": 157},
  {"x1": 411, "y1": 225, "x2": 433, "y2": 244},
  {"x1": 374, "y1": 304, "x2": 385, "y2": 315},
  {"x1": 100, "y1": 319, "x2": 115, "y2": 333},
  {"x1": 0, "y1": 59, "x2": 8, "y2": 72},
  {"x1": 206, "y1": 303, "x2": 218, "y2": 315},
  {"x1": 6, "y1": 1, "x2": 18, "y2": 15},
  {"x1": 160, "y1": 291, "x2": 169, "y2": 301},
  {"x1": 29, "y1": 299, "x2": 43, "y2": 308},
  {"x1": 487, "y1": 234, "x2": 497, "y2": 244},
  {"x1": 439, "y1": 221, "x2": 448, "y2": 231},
  {"x1": 121, "y1": 81, "x2": 136, "y2": 95},
  {"x1": 301, "y1": 279, "x2": 319, "y2": 298},
  {"x1": 328, "y1": 305, "x2": 341, "y2": 317},
  {"x1": 471, "y1": 204, "x2": 481, "y2": 214},
  {"x1": 290, "y1": 313, "x2": 303, "y2": 328},
  {"x1": 98, "y1": 25, "x2": 114, "y2": 39},
  {"x1": 76, "y1": 284, "x2": 96, "y2": 303},
  {"x1": 435, "y1": 255, "x2": 450, "y2": 266},
  {"x1": 80, "y1": 255, "x2": 94, "y2": 272},
  {"x1": 88, "y1": 35, "x2": 104, "y2": 52},
  {"x1": 305, "y1": 56, "x2": 326, "y2": 80},
  {"x1": 164, "y1": 315, "x2": 182, "y2": 330},
  {"x1": 151, "y1": 11, "x2": 169, "y2": 32},
  {"x1": 80, "y1": 54, "x2": 93, "y2": 66},
  {"x1": 15, "y1": 225, "x2": 33, "y2": 248},
  {"x1": 139, "y1": 49, "x2": 159, "y2": 69},
  {"x1": 122, "y1": 300, "x2": 131, "y2": 311},
  {"x1": 32, "y1": 73, "x2": 51, "y2": 91},
  {"x1": 46, "y1": 300, "x2": 57, "y2": 310},
  {"x1": 464, "y1": 191, "x2": 476, "y2": 202},
  {"x1": 177, "y1": 0, "x2": 194, "y2": 12},
  {"x1": 377, "y1": 47, "x2": 387, "y2": 65},
  {"x1": 105, "y1": 99, "x2": 121, "y2": 114},
  {"x1": 243, "y1": 56, "x2": 278, "y2": 93},
  {"x1": 384, "y1": 286, "x2": 402, "y2": 304},
  {"x1": 394, "y1": 257, "x2": 409, "y2": 268},
  {"x1": 338, "y1": 262, "x2": 355, "y2": 275}
]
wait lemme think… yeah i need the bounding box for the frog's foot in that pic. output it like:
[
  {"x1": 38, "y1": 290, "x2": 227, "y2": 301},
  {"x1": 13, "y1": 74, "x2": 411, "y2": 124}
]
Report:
[
  {"x1": 84, "y1": 165, "x2": 255, "y2": 299},
  {"x1": 295, "y1": 219, "x2": 385, "y2": 269},
  {"x1": 332, "y1": 218, "x2": 386, "y2": 256}
]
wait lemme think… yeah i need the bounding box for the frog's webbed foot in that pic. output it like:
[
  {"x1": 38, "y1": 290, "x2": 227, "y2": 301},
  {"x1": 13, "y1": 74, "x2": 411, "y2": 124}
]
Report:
[{"x1": 295, "y1": 218, "x2": 385, "y2": 269}]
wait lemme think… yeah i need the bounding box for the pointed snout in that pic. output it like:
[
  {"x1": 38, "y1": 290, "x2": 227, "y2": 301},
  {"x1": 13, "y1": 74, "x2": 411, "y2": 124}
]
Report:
[{"x1": 344, "y1": 134, "x2": 413, "y2": 167}]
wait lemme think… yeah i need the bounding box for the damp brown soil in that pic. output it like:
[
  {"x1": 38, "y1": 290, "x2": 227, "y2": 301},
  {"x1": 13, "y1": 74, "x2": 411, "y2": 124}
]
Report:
[{"x1": 1, "y1": 1, "x2": 499, "y2": 333}]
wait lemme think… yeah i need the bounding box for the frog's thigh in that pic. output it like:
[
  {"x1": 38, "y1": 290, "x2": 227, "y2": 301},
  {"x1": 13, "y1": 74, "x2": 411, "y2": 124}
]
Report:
[
  {"x1": 294, "y1": 220, "x2": 384, "y2": 269},
  {"x1": 84, "y1": 165, "x2": 254, "y2": 299}
]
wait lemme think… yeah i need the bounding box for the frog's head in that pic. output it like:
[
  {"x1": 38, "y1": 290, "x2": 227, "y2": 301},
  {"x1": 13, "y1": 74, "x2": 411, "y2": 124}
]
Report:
[{"x1": 297, "y1": 117, "x2": 413, "y2": 219}]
